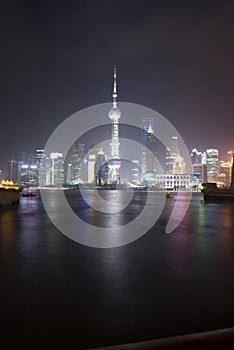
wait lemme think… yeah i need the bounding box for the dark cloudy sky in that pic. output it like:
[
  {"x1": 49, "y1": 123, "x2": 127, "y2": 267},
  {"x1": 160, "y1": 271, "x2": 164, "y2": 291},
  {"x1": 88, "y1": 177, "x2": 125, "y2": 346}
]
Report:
[{"x1": 1, "y1": 0, "x2": 234, "y2": 175}]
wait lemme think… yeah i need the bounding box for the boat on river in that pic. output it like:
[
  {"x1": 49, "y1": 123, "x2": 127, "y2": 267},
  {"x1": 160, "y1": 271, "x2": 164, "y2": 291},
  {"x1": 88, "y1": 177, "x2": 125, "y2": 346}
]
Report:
[
  {"x1": 166, "y1": 191, "x2": 174, "y2": 198},
  {"x1": 0, "y1": 180, "x2": 23, "y2": 205},
  {"x1": 203, "y1": 184, "x2": 234, "y2": 201},
  {"x1": 22, "y1": 189, "x2": 36, "y2": 197}
]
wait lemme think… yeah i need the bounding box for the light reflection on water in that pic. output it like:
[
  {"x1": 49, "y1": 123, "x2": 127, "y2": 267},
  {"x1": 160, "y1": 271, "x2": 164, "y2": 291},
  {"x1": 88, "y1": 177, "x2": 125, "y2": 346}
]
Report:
[
  {"x1": 0, "y1": 191, "x2": 234, "y2": 348},
  {"x1": 0, "y1": 209, "x2": 16, "y2": 238},
  {"x1": 0, "y1": 209, "x2": 17, "y2": 266}
]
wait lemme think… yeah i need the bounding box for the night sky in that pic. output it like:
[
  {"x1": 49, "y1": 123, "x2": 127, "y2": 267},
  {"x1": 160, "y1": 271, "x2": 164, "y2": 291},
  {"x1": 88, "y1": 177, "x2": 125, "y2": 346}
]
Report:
[{"x1": 1, "y1": 0, "x2": 234, "y2": 175}]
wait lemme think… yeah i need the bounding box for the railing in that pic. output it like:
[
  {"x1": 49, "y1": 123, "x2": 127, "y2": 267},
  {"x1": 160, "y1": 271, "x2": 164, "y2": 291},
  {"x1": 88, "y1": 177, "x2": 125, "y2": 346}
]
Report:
[{"x1": 90, "y1": 327, "x2": 234, "y2": 350}]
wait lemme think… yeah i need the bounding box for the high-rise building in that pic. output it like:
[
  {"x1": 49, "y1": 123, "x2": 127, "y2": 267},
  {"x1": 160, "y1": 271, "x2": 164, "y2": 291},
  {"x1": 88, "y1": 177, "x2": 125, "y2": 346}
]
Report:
[
  {"x1": 39, "y1": 155, "x2": 50, "y2": 187},
  {"x1": 192, "y1": 163, "x2": 207, "y2": 184},
  {"x1": 87, "y1": 149, "x2": 96, "y2": 183},
  {"x1": 165, "y1": 136, "x2": 185, "y2": 174},
  {"x1": 191, "y1": 148, "x2": 203, "y2": 164},
  {"x1": 141, "y1": 117, "x2": 154, "y2": 176},
  {"x1": 8, "y1": 152, "x2": 25, "y2": 184},
  {"x1": 219, "y1": 161, "x2": 232, "y2": 187},
  {"x1": 173, "y1": 160, "x2": 185, "y2": 174},
  {"x1": 206, "y1": 148, "x2": 219, "y2": 183},
  {"x1": 131, "y1": 160, "x2": 141, "y2": 184},
  {"x1": 50, "y1": 152, "x2": 64, "y2": 186},
  {"x1": 30, "y1": 148, "x2": 46, "y2": 165},
  {"x1": 95, "y1": 149, "x2": 108, "y2": 186},
  {"x1": 165, "y1": 149, "x2": 174, "y2": 174},
  {"x1": 70, "y1": 142, "x2": 85, "y2": 184},
  {"x1": 24, "y1": 148, "x2": 46, "y2": 186},
  {"x1": 108, "y1": 65, "x2": 121, "y2": 184},
  {"x1": 169, "y1": 136, "x2": 180, "y2": 158},
  {"x1": 190, "y1": 148, "x2": 207, "y2": 184},
  {"x1": 14, "y1": 152, "x2": 25, "y2": 163},
  {"x1": 8, "y1": 159, "x2": 20, "y2": 184},
  {"x1": 20, "y1": 164, "x2": 38, "y2": 187},
  {"x1": 227, "y1": 150, "x2": 234, "y2": 164},
  {"x1": 145, "y1": 123, "x2": 157, "y2": 173}
]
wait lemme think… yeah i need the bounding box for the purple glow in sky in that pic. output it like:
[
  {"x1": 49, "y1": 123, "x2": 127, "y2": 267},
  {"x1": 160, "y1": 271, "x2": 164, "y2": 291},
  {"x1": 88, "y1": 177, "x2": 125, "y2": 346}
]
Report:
[{"x1": 0, "y1": 0, "x2": 234, "y2": 173}]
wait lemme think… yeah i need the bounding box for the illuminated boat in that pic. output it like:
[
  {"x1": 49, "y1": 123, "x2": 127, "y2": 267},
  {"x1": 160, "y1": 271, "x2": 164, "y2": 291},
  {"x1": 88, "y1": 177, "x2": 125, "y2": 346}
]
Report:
[
  {"x1": 166, "y1": 191, "x2": 174, "y2": 198},
  {"x1": 22, "y1": 189, "x2": 36, "y2": 197},
  {"x1": 0, "y1": 180, "x2": 23, "y2": 205}
]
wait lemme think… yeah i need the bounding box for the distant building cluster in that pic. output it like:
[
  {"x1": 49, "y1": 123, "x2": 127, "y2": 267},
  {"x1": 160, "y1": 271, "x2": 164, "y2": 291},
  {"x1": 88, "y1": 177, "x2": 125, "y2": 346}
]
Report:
[
  {"x1": 2, "y1": 67, "x2": 233, "y2": 190},
  {"x1": 5, "y1": 137, "x2": 233, "y2": 190},
  {"x1": 7, "y1": 144, "x2": 109, "y2": 188},
  {"x1": 190, "y1": 148, "x2": 233, "y2": 189}
]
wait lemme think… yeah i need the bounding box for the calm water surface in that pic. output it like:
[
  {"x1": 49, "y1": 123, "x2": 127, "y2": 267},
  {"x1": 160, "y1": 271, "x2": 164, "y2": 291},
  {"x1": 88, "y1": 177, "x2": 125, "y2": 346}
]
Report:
[{"x1": 0, "y1": 190, "x2": 234, "y2": 348}]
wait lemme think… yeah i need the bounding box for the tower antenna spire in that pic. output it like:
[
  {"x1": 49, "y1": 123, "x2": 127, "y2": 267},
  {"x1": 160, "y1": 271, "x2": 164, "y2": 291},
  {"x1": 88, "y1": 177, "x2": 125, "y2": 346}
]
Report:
[{"x1": 112, "y1": 64, "x2": 117, "y2": 108}]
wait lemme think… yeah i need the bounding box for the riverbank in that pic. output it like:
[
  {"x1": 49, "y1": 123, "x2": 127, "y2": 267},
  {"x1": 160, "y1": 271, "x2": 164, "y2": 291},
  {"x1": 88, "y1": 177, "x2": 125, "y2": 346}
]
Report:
[{"x1": 0, "y1": 188, "x2": 21, "y2": 205}]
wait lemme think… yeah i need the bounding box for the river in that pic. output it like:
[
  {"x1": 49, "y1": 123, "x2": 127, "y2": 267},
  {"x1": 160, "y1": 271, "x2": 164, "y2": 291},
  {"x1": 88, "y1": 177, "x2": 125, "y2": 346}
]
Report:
[{"x1": 0, "y1": 190, "x2": 234, "y2": 348}]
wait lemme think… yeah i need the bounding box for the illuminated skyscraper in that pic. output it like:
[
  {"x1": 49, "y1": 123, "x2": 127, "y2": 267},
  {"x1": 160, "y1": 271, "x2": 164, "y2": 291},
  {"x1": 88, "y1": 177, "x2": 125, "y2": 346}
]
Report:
[
  {"x1": 218, "y1": 161, "x2": 231, "y2": 187},
  {"x1": 8, "y1": 152, "x2": 25, "y2": 184},
  {"x1": 165, "y1": 136, "x2": 185, "y2": 174},
  {"x1": 28, "y1": 148, "x2": 46, "y2": 186},
  {"x1": 206, "y1": 148, "x2": 219, "y2": 183},
  {"x1": 145, "y1": 123, "x2": 157, "y2": 173},
  {"x1": 191, "y1": 148, "x2": 203, "y2": 164},
  {"x1": 108, "y1": 65, "x2": 121, "y2": 183},
  {"x1": 131, "y1": 160, "x2": 141, "y2": 184},
  {"x1": 30, "y1": 148, "x2": 45, "y2": 165},
  {"x1": 8, "y1": 159, "x2": 21, "y2": 184},
  {"x1": 70, "y1": 142, "x2": 85, "y2": 184},
  {"x1": 191, "y1": 148, "x2": 207, "y2": 184},
  {"x1": 20, "y1": 164, "x2": 39, "y2": 187},
  {"x1": 141, "y1": 117, "x2": 154, "y2": 176},
  {"x1": 87, "y1": 150, "x2": 95, "y2": 183},
  {"x1": 95, "y1": 149, "x2": 108, "y2": 186},
  {"x1": 50, "y1": 152, "x2": 64, "y2": 186}
]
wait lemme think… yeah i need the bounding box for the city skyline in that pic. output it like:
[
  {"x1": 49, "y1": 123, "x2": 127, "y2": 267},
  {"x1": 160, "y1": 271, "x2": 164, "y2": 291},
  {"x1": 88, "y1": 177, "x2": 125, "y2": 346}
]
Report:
[
  {"x1": 6, "y1": 139, "x2": 234, "y2": 189},
  {"x1": 1, "y1": 1, "x2": 234, "y2": 171},
  {"x1": 2, "y1": 60, "x2": 233, "y2": 187},
  {"x1": 2, "y1": 2, "x2": 234, "y2": 346}
]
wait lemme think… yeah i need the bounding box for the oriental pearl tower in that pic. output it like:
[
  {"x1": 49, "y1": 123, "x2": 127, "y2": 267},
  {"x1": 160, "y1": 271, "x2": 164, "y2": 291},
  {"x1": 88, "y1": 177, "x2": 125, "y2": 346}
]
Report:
[{"x1": 108, "y1": 65, "x2": 121, "y2": 184}]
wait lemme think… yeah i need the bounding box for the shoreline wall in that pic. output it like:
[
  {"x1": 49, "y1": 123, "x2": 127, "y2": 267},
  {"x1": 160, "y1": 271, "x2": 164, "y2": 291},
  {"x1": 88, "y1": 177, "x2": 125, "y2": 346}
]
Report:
[{"x1": 0, "y1": 189, "x2": 20, "y2": 205}]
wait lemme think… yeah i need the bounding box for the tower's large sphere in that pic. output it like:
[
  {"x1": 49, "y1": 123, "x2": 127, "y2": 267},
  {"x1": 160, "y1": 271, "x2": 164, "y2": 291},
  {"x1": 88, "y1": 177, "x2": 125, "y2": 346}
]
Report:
[
  {"x1": 108, "y1": 106, "x2": 121, "y2": 120},
  {"x1": 108, "y1": 158, "x2": 121, "y2": 170}
]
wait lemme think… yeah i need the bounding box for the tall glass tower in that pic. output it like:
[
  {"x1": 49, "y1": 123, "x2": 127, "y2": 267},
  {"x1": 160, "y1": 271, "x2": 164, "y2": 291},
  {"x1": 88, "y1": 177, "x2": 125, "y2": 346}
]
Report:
[
  {"x1": 206, "y1": 148, "x2": 219, "y2": 183},
  {"x1": 141, "y1": 117, "x2": 157, "y2": 177}
]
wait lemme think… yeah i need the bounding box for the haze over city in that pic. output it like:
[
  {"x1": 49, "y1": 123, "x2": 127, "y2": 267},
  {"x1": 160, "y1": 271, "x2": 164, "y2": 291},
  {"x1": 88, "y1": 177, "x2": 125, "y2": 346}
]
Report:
[
  {"x1": 1, "y1": 0, "x2": 234, "y2": 175},
  {"x1": 2, "y1": 2, "x2": 234, "y2": 349}
]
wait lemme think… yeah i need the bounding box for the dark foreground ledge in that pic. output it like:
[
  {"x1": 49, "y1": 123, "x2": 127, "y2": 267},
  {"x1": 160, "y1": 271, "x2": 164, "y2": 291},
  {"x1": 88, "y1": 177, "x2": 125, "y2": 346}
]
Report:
[{"x1": 91, "y1": 327, "x2": 234, "y2": 350}]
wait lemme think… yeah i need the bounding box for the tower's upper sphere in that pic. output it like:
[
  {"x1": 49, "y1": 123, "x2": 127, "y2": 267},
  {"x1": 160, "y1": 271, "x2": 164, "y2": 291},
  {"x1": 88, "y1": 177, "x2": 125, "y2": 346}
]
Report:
[{"x1": 108, "y1": 106, "x2": 121, "y2": 120}]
